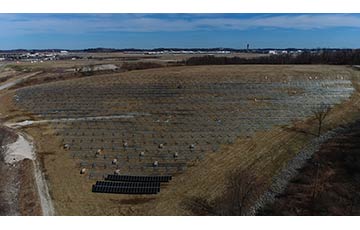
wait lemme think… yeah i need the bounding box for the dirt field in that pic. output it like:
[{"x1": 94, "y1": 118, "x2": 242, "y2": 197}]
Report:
[{"x1": 1, "y1": 63, "x2": 360, "y2": 215}]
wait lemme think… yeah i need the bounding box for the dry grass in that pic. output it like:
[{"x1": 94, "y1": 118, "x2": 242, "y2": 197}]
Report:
[
  {"x1": 7, "y1": 59, "x2": 118, "y2": 72},
  {"x1": 147, "y1": 83, "x2": 360, "y2": 215},
  {"x1": 18, "y1": 159, "x2": 42, "y2": 215},
  {"x1": 260, "y1": 119, "x2": 360, "y2": 215}
]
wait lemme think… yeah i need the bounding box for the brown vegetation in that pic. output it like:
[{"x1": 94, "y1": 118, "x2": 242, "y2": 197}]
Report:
[
  {"x1": 182, "y1": 169, "x2": 264, "y2": 215},
  {"x1": 121, "y1": 61, "x2": 165, "y2": 71},
  {"x1": 0, "y1": 126, "x2": 17, "y2": 151},
  {"x1": 18, "y1": 159, "x2": 42, "y2": 215},
  {"x1": 185, "y1": 50, "x2": 360, "y2": 66},
  {"x1": 259, "y1": 120, "x2": 360, "y2": 216}
]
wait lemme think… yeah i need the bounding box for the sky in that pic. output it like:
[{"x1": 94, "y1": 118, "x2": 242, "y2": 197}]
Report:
[{"x1": 0, "y1": 14, "x2": 359, "y2": 49}]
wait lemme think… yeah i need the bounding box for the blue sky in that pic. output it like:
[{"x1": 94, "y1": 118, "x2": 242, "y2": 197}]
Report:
[{"x1": 0, "y1": 14, "x2": 359, "y2": 49}]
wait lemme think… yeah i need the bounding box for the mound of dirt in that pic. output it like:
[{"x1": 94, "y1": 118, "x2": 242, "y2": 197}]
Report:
[
  {"x1": 78, "y1": 64, "x2": 119, "y2": 72},
  {"x1": 3, "y1": 134, "x2": 35, "y2": 164}
]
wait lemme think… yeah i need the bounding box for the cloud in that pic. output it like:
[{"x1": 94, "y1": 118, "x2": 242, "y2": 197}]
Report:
[{"x1": 0, "y1": 14, "x2": 360, "y2": 35}]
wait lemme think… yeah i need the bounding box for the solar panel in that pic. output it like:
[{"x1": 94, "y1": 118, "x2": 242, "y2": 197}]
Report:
[
  {"x1": 92, "y1": 177, "x2": 160, "y2": 194},
  {"x1": 104, "y1": 174, "x2": 172, "y2": 182},
  {"x1": 93, "y1": 174, "x2": 173, "y2": 194},
  {"x1": 92, "y1": 183, "x2": 161, "y2": 194},
  {"x1": 95, "y1": 181, "x2": 161, "y2": 188}
]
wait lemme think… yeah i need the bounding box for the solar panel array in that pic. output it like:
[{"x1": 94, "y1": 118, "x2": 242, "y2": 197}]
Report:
[
  {"x1": 92, "y1": 174, "x2": 171, "y2": 194},
  {"x1": 12, "y1": 69, "x2": 354, "y2": 191}
]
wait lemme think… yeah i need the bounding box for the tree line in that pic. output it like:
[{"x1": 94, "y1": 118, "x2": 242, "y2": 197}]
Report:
[{"x1": 184, "y1": 50, "x2": 360, "y2": 66}]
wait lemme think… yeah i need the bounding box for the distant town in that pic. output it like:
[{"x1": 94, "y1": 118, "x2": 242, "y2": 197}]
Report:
[{"x1": 0, "y1": 48, "x2": 356, "y2": 63}]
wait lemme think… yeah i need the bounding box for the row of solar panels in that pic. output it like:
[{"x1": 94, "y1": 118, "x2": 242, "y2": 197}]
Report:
[
  {"x1": 92, "y1": 185, "x2": 160, "y2": 194},
  {"x1": 105, "y1": 174, "x2": 172, "y2": 182},
  {"x1": 95, "y1": 181, "x2": 161, "y2": 188}
]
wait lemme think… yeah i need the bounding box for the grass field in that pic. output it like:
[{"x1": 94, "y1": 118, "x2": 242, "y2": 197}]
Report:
[{"x1": 1, "y1": 63, "x2": 359, "y2": 215}]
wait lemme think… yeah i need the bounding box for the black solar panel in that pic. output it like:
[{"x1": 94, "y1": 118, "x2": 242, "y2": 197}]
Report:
[
  {"x1": 93, "y1": 174, "x2": 171, "y2": 194},
  {"x1": 105, "y1": 174, "x2": 172, "y2": 182},
  {"x1": 95, "y1": 181, "x2": 161, "y2": 188},
  {"x1": 92, "y1": 185, "x2": 159, "y2": 194}
]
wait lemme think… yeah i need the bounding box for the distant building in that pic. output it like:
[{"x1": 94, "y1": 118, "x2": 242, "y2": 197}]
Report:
[{"x1": 269, "y1": 50, "x2": 277, "y2": 55}]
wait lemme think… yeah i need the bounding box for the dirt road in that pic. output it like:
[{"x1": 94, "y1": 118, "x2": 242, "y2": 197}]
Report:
[
  {"x1": 0, "y1": 72, "x2": 41, "y2": 91},
  {"x1": 5, "y1": 113, "x2": 151, "y2": 129}
]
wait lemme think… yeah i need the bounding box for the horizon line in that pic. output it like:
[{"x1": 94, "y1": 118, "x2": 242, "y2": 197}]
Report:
[{"x1": 1, "y1": 47, "x2": 359, "y2": 52}]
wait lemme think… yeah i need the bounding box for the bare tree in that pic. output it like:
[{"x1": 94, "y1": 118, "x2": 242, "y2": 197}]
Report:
[
  {"x1": 313, "y1": 103, "x2": 331, "y2": 137},
  {"x1": 182, "y1": 169, "x2": 263, "y2": 215},
  {"x1": 219, "y1": 169, "x2": 263, "y2": 215}
]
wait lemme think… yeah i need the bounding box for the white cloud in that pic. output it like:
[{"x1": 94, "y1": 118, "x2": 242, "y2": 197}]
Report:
[{"x1": 0, "y1": 14, "x2": 360, "y2": 35}]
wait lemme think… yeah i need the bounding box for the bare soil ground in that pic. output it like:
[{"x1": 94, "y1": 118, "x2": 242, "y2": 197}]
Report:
[
  {"x1": 0, "y1": 156, "x2": 19, "y2": 215},
  {"x1": 18, "y1": 159, "x2": 42, "y2": 215},
  {"x1": 0, "y1": 159, "x2": 42, "y2": 216}
]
